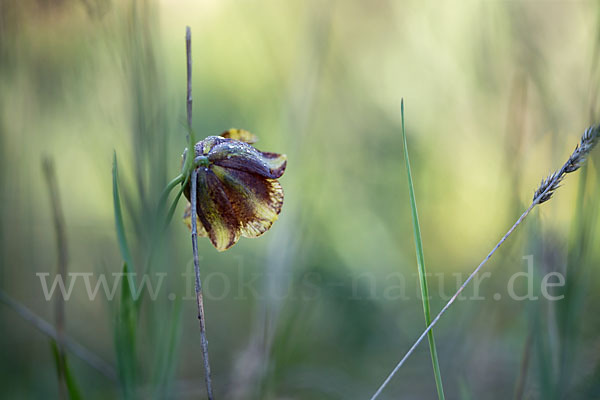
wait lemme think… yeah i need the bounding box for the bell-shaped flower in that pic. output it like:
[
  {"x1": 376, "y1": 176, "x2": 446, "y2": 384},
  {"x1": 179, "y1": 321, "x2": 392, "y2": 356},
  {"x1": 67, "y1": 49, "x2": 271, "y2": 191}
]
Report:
[{"x1": 183, "y1": 129, "x2": 286, "y2": 251}]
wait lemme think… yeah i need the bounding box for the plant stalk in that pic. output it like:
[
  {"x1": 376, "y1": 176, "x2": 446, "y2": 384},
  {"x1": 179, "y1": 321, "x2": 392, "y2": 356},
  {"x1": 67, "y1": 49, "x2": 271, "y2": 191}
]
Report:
[
  {"x1": 186, "y1": 25, "x2": 215, "y2": 400},
  {"x1": 42, "y1": 157, "x2": 69, "y2": 399},
  {"x1": 190, "y1": 168, "x2": 214, "y2": 399}
]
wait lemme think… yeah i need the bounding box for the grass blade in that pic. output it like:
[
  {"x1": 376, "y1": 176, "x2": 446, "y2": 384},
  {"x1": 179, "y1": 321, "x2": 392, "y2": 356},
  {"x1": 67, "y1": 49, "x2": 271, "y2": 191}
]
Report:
[
  {"x1": 162, "y1": 177, "x2": 188, "y2": 231},
  {"x1": 112, "y1": 152, "x2": 134, "y2": 272},
  {"x1": 51, "y1": 340, "x2": 83, "y2": 400},
  {"x1": 151, "y1": 297, "x2": 183, "y2": 399},
  {"x1": 157, "y1": 173, "x2": 184, "y2": 214},
  {"x1": 371, "y1": 124, "x2": 599, "y2": 400},
  {"x1": 42, "y1": 157, "x2": 69, "y2": 397},
  {"x1": 114, "y1": 262, "x2": 137, "y2": 399},
  {"x1": 400, "y1": 99, "x2": 445, "y2": 400}
]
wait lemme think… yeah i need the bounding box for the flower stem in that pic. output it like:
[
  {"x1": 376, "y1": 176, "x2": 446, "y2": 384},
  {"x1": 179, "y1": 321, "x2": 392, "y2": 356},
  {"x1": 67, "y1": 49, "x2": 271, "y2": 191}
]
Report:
[
  {"x1": 190, "y1": 168, "x2": 214, "y2": 399},
  {"x1": 186, "y1": 26, "x2": 193, "y2": 143},
  {"x1": 186, "y1": 25, "x2": 215, "y2": 399}
]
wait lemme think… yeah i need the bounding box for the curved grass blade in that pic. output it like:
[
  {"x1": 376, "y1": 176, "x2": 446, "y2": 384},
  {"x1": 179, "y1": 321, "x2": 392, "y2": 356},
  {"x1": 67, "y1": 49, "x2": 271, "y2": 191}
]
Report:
[
  {"x1": 400, "y1": 99, "x2": 445, "y2": 400},
  {"x1": 163, "y1": 176, "x2": 188, "y2": 231},
  {"x1": 158, "y1": 173, "x2": 184, "y2": 214}
]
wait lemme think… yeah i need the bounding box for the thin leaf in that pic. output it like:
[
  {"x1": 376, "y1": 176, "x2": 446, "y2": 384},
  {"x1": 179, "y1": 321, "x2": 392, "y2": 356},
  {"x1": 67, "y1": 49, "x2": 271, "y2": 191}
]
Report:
[
  {"x1": 151, "y1": 297, "x2": 183, "y2": 399},
  {"x1": 112, "y1": 152, "x2": 134, "y2": 272},
  {"x1": 114, "y1": 262, "x2": 137, "y2": 400},
  {"x1": 401, "y1": 99, "x2": 446, "y2": 400},
  {"x1": 157, "y1": 173, "x2": 184, "y2": 215},
  {"x1": 51, "y1": 340, "x2": 83, "y2": 400},
  {"x1": 163, "y1": 178, "x2": 187, "y2": 231}
]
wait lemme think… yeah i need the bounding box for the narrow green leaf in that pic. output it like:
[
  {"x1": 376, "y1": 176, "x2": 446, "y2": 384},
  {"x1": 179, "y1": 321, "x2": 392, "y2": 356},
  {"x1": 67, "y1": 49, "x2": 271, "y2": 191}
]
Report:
[
  {"x1": 401, "y1": 99, "x2": 445, "y2": 400},
  {"x1": 114, "y1": 262, "x2": 137, "y2": 400},
  {"x1": 158, "y1": 173, "x2": 184, "y2": 215},
  {"x1": 163, "y1": 179, "x2": 187, "y2": 231},
  {"x1": 113, "y1": 153, "x2": 147, "y2": 312},
  {"x1": 151, "y1": 297, "x2": 183, "y2": 399},
  {"x1": 112, "y1": 153, "x2": 134, "y2": 272},
  {"x1": 50, "y1": 340, "x2": 83, "y2": 400}
]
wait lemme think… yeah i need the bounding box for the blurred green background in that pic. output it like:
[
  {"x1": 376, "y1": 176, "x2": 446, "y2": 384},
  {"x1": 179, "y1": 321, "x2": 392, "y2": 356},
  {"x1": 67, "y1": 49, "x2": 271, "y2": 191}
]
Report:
[{"x1": 1, "y1": 0, "x2": 600, "y2": 399}]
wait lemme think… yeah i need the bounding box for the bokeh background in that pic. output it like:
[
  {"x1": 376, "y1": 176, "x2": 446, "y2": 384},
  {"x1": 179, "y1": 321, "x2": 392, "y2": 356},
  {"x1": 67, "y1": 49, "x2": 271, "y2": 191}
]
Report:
[{"x1": 1, "y1": 0, "x2": 600, "y2": 399}]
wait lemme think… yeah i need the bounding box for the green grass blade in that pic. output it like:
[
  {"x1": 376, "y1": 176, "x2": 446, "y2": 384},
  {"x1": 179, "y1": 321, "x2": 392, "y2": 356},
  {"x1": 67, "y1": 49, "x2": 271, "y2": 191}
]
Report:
[
  {"x1": 113, "y1": 153, "x2": 148, "y2": 312},
  {"x1": 151, "y1": 297, "x2": 183, "y2": 399},
  {"x1": 401, "y1": 99, "x2": 446, "y2": 400},
  {"x1": 163, "y1": 178, "x2": 187, "y2": 231},
  {"x1": 114, "y1": 262, "x2": 137, "y2": 400},
  {"x1": 157, "y1": 173, "x2": 184, "y2": 214},
  {"x1": 112, "y1": 152, "x2": 134, "y2": 272},
  {"x1": 50, "y1": 340, "x2": 83, "y2": 400}
]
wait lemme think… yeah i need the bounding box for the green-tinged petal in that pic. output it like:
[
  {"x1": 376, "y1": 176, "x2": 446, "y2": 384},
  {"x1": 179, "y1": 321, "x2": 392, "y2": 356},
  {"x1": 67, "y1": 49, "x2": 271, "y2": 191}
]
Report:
[
  {"x1": 220, "y1": 128, "x2": 258, "y2": 144},
  {"x1": 184, "y1": 168, "x2": 241, "y2": 251},
  {"x1": 195, "y1": 136, "x2": 287, "y2": 179},
  {"x1": 211, "y1": 165, "x2": 284, "y2": 238},
  {"x1": 182, "y1": 202, "x2": 208, "y2": 236}
]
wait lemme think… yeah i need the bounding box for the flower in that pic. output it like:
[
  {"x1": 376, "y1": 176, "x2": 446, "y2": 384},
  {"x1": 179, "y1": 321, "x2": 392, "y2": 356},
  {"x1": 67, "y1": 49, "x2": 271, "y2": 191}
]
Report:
[{"x1": 183, "y1": 129, "x2": 287, "y2": 251}]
